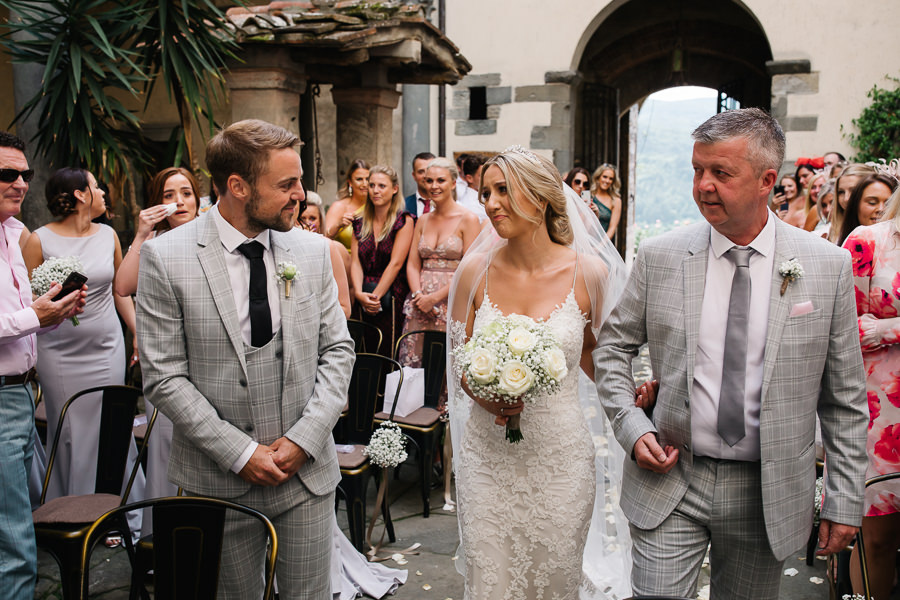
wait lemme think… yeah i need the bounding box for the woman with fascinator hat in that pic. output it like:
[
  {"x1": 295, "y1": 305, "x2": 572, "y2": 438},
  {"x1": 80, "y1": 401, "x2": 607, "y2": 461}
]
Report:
[{"x1": 447, "y1": 146, "x2": 633, "y2": 599}]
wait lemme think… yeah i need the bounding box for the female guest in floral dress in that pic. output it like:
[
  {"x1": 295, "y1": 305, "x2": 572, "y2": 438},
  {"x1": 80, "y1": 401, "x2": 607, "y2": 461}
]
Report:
[
  {"x1": 400, "y1": 157, "x2": 480, "y2": 368},
  {"x1": 350, "y1": 165, "x2": 414, "y2": 357},
  {"x1": 842, "y1": 182, "x2": 900, "y2": 600}
]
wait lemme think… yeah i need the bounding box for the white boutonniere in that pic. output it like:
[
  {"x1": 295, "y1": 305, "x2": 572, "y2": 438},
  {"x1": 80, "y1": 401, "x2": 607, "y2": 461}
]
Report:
[
  {"x1": 275, "y1": 261, "x2": 298, "y2": 298},
  {"x1": 778, "y1": 258, "x2": 803, "y2": 296}
]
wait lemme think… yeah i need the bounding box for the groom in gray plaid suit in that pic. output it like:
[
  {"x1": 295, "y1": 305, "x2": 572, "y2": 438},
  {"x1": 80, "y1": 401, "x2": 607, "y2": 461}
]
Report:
[
  {"x1": 594, "y1": 109, "x2": 867, "y2": 599},
  {"x1": 137, "y1": 119, "x2": 354, "y2": 598}
]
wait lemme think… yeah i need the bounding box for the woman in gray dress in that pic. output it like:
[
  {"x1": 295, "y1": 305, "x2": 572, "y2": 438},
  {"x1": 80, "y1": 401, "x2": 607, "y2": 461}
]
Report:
[{"x1": 23, "y1": 167, "x2": 139, "y2": 503}]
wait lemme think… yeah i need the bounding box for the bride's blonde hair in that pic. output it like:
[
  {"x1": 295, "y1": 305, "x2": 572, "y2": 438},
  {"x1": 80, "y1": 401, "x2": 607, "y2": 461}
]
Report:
[{"x1": 481, "y1": 147, "x2": 573, "y2": 245}]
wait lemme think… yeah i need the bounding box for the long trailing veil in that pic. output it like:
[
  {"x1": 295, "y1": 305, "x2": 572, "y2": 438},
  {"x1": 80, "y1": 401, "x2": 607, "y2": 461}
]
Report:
[{"x1": 446, "y1": 159, "x2": 633, "y2": 599}]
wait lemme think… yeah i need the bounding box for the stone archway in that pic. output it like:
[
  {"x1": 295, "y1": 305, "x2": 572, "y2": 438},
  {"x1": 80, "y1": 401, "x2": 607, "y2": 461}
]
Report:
[{"x1": 572, "y1": 0, "x2": 772, "y2": 255}]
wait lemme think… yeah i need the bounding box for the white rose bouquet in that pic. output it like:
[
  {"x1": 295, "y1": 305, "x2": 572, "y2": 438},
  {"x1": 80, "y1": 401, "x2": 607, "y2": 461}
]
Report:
[
  {"x1": 453, "y1": 315, "x2": 568, "y2": 443},
  {"x1": 30, "y1": 256, "x2": 85, "y2": 326}
]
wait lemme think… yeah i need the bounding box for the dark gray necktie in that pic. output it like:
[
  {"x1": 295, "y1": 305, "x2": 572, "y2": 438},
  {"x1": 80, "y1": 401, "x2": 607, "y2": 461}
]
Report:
[
  {"x1": 236, "y1": 241, "x2": 272, "y2": 348},
  {"x1": 718, "y1": 246, "x2": 753, "y2": 446}
]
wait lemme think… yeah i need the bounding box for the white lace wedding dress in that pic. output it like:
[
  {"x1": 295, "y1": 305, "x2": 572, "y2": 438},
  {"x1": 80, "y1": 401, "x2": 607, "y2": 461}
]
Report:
[{"x1": 455, "y1": 276, "x2": 597, "y2": 600}]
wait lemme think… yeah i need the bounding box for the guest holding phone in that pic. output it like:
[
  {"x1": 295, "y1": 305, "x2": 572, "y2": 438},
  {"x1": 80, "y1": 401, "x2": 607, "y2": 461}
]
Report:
[{"x1": 0, "y1": 132, "x2": 85, "y2": 598}]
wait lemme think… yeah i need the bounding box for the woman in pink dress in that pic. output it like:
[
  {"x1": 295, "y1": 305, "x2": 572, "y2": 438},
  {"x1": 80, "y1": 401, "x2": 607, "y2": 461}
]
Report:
[{"x1": 842, "y1": 181, "x2": 900, "y2": 600}]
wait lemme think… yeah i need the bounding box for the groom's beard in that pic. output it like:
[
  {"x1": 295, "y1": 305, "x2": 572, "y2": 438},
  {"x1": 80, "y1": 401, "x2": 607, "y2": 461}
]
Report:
[{"x1": 246, "y1": 186, "x2": 295, "y2": 233}]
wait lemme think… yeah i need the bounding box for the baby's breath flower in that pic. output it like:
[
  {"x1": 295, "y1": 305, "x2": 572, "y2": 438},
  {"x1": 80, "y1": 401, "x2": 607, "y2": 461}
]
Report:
[{"x1": 364, "y1": 421, "x2": 407, "y2": 468}]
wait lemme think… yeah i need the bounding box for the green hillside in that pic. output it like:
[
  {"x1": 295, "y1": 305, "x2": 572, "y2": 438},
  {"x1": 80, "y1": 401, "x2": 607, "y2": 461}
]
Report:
[{"x1": 635, "y1": 96, "x2": 716, "y2": 226}]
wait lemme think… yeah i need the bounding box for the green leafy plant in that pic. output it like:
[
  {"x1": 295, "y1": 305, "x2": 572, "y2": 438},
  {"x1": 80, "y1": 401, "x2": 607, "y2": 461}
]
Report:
[
  {"x1": 844, "y1": 77, "x2": 900, "y2": 163},
  {"x1": 132, "y1": 0, "x2": 242, "y2": 168},
  {"x1": 0, "y1": 0, "x2": 241, "y2": 182},
  {"x1": 0, "y1": 0, "x2": 152, "y2": 181}
]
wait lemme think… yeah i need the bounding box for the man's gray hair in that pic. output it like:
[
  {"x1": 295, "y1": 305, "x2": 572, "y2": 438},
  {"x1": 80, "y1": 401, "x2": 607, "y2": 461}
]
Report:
[{"x1": 691, "y1": 108, "x2": 785, "y2": 175}]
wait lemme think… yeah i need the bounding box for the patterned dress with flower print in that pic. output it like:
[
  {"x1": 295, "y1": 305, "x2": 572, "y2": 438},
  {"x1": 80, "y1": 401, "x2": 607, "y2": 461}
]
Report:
[{"x1": 844, "y1": 221, "x2": 900, "y2": 516}]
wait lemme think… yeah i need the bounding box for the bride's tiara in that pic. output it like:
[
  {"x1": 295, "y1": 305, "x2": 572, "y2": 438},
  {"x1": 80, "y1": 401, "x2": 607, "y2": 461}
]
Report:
[
  {"x1": 866, "y1": 158, "x2": 900, "y2": 183},
  {"x1": 502, "y1": 144, "x2": 542, "y2": 166}
]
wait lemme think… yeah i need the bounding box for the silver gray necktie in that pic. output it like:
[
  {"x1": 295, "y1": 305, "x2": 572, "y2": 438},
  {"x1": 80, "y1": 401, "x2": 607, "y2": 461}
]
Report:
[{"x1": 718, "y1": 247, "x2": 753, "y2": 446}]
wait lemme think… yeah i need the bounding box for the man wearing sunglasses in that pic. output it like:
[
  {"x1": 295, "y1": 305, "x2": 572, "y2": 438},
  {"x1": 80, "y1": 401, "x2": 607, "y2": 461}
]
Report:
[{"x1": 0, "y1": 131, "x2": 84, "y2": 597}]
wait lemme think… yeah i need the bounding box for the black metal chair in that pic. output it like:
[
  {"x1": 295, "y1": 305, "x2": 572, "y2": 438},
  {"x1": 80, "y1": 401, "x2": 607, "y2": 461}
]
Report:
[
  {"x1": 374, "y1": 329, "x2": 447, "y2": 517},
  {"x1": 32, "y1": 385, "x2": 150, "y2": 600},
  {"x1": 347, "y1": 318, "x2": 383, "y2": 355},
  {"x1": 81, "y1": 496, "x2": 278, "y2": 600},
  {"x1": 338, "y1": 353, "x2": 400, "y2": 551}
]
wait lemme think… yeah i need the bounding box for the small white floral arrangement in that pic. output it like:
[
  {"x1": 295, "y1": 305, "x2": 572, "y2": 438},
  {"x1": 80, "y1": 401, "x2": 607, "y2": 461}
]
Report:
[
  {"x1": 364, "y1": 421, "x2": 408, "y2": 468},
  {"x1": 778, "y1": 258, "x2": 804, "y2": 296},
  {"x1": 30, "y1": 256, "x2": 85, "y2": 326},
  {"x1": 842, "y1": 595, "x2": 871, "y2": 600},
  {"x1": 452, "y1": 315, "x2": 567, "y2": 443},
  {"x1": 274, "y1": 261, "x2": 297, "y2": 298}
]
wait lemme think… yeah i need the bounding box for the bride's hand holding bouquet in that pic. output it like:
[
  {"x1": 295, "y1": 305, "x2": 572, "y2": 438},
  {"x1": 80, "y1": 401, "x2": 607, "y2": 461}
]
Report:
[{"x1": 453, "y1": 315, "x2": 567, "y2": 443}]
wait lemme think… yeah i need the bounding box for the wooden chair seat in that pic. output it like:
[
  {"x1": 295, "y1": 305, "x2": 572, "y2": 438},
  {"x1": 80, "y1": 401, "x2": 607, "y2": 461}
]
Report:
[
  {"x1": 375, "y1": 406, "x2": 440, "y2": 429},
  {"x1": 337, "y1": 445, "x2": 367, "y2": 470},
  {"x1": 33, "y1": 493, "x2": 121, "y2": 525}
]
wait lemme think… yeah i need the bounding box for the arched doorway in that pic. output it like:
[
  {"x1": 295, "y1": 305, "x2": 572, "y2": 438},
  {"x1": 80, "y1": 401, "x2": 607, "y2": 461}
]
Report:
[{"x1": 572, "y1": 0, "x2": 772, "y2": 256}]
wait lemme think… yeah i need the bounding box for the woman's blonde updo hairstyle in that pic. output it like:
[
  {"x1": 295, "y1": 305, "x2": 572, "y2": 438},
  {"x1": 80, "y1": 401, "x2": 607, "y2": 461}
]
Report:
[
  {"x1": 481, "y1": 147, "x2": 573, "y2": 246},
  {"x1": 426, "y1": 157, "x2": 459, "y2": 200}
]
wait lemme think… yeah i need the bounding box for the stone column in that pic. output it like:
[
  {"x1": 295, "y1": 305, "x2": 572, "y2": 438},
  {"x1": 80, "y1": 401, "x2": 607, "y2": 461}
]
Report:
[
  {"x1": 401, "y1": 84, "x2": 430, "y2": 195},
  {"x1": 226, "y1": 59, "x2": 307, "y2": 138},
  {"x1": 331, "y1": 87, "x2": 401, "y2": 179}
]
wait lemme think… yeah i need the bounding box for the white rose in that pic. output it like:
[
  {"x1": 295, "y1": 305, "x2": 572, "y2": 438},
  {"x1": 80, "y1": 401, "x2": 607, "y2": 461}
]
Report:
[
  {"x1": 507, "y1": 327, "x2": 537, "y2": 355},
  {"x1": 497, "y1": 360, "x2": 535, "y2": 396},
  {"x1": 544, "y1": 347, "x2": 568, "y2": 381},
  {"x1": 468, "y1": 348, "x2": 498, "y2": 384}
]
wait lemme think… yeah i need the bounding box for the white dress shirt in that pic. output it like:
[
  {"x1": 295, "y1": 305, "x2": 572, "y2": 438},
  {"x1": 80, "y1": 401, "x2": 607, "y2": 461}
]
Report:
[
  {"x1": 211, "y1": 205, "x2": 283, "y2": 473},
  {"x1": 691, "y1": 211, "x2": 776, "y2": 460},
  {"x1": 0, "y1": 217, "x2": 39, "y2": 375},
  {"x1": 457, "y1": 186, "x2": 487, "y2": 222}
]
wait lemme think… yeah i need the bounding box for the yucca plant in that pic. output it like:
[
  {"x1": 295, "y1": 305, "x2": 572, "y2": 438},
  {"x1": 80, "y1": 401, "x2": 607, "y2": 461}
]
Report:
[
  {"x1": 0, "y1": 0, "x2": 152, "y2": 181},
  {"x1": 132, "y1": 0, "x2": 242, "y2": 168},
  {"x1": 0, "y1": 0, "x2": 242, "y2": 182}
]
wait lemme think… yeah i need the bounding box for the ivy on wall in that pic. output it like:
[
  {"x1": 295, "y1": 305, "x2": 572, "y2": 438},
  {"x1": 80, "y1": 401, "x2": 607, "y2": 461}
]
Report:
[{"x1": 844, "y1": 77, "x2": 900, "y2": 163}]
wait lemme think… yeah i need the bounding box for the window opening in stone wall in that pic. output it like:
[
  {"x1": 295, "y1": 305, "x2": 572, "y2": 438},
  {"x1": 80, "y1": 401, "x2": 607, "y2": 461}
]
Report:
[{"x1": 469, "y1": 86, "x2": 487, "y2": 120}]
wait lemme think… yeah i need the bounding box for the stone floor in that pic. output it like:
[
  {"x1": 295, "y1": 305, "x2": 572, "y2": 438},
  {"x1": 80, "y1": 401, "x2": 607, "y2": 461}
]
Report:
[
  {"x1": 36, "y1": 468, "x2": 879, "y2": 599},
  {"x1": 35, "y1": 347, "x2": 898, "y2": 598}
]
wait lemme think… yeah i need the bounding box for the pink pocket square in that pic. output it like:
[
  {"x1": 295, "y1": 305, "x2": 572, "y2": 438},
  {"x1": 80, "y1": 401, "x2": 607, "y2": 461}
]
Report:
[{"x1": 789, "y1": 301, "x2": 814, "y2": 317}]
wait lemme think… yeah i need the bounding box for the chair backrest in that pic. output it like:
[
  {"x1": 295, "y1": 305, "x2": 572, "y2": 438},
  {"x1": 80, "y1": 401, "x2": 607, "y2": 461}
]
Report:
[
  {"x1": 81, "y1": 496, "x2": 278, "y2": 600},
  {"x1": 347, "y1": 318, "x2": 383, "y2": 355},
  {"x1": 394, "y1": 329, "x2": 447, "y2": 410},
  {"x1": 345, "y1": 353, "x2": 401, "y2": 445},
  {"x1": 41, "y1": 385, "x2": 144, "y2": 504}
]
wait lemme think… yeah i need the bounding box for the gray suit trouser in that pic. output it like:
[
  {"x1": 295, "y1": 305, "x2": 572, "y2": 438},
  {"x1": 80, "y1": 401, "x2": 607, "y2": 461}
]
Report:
[
  {"x1": 194, "y1": 475, "x2": 333, "y2": 600},
  {"x1": 630, "y1": 456, "x2": 783, "y2": 600}
]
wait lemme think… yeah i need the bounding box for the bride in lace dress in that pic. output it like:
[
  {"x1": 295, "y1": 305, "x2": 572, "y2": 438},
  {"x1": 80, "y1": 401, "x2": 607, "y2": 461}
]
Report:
[{"x1": 448, "y1": 147, "x2": 631, "y2": 599}]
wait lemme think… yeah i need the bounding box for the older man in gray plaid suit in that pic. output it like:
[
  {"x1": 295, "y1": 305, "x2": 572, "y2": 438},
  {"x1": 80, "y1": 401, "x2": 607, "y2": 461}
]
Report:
[
  {"x1": 137, "y1": 120, "x2": 354, "y2": 598},
  {"x1": 594, "y1": 108, "x2": 867, "y2": 599}
]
